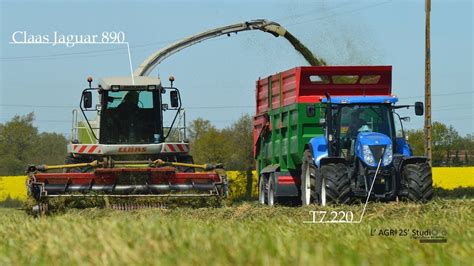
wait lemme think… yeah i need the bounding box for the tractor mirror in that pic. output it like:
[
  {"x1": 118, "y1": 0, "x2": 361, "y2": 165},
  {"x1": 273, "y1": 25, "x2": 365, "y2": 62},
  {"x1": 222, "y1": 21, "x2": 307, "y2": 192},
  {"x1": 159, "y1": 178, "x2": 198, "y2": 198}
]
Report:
[
  {"x1": 83, "y1": 91, "x2": 92, "y2": 109},
  {"x1": 170, "y1": 91, "x2": 179, "y2": 108},
  {"x1": 414, "y1": 102, "x2": 424, "y2": 116}
]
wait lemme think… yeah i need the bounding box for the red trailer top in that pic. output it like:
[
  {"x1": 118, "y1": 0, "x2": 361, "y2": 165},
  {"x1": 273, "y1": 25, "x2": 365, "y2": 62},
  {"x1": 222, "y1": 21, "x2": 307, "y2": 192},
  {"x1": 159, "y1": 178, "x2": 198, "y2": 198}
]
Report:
[{"x1": 255, "y1": 66, "x2": 392, "y2": 115}]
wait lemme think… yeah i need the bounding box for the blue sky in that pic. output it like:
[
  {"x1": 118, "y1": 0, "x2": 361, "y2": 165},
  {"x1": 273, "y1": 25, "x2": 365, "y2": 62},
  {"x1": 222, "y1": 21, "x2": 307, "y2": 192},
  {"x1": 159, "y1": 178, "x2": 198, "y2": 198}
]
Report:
[{"x1": 0, "y1": 0, "x2": 472, "y2": 136}]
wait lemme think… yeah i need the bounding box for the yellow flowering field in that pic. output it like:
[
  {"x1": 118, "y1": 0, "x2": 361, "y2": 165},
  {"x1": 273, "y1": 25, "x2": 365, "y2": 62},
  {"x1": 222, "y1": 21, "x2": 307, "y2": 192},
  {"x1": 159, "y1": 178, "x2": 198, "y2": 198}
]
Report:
[
  {"x1": 432, "y1": 167, "x2": 474, "y2": 189},
  {"x1": 0, "y1": 176, "x2": 27, "y2": 201},
  {"x1": 1, "y1": 167, "x2": 472, "y2": 201}
]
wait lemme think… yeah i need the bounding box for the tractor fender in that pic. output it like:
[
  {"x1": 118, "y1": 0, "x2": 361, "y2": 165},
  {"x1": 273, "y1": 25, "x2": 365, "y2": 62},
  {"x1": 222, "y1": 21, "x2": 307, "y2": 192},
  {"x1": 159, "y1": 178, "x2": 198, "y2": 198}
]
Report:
[
  {"x1": 319, "y1": 157, "x2": 347, "y2": 167},
  {"x1": 307, "y1": 136, "x2": 329, "y2": 167},
  {"x1": 397, "y1": 156, "x2": 429, "y2": 174}
]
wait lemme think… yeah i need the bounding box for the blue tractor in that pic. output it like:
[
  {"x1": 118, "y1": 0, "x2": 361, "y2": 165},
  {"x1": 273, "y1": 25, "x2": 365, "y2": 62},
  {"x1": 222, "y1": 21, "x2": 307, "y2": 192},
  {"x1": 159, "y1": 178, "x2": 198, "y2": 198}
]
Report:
[{"x1": 301, "y1": 93, "x2": 433, "y2": 206}]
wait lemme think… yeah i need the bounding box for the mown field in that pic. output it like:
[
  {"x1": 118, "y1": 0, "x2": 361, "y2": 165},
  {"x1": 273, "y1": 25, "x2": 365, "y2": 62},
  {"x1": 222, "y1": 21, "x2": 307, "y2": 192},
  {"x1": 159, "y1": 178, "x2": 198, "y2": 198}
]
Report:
[
  {"x1": 0, "y1": 168, "x2": 473, "y2": 265},
  {"x1": 0, "y1": 198, "x2": 473, "y2": 266}
]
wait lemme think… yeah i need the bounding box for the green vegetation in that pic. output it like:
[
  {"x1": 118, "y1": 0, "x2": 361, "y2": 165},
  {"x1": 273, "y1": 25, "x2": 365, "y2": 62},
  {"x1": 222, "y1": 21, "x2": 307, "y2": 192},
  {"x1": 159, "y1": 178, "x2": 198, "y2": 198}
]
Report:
[
  {"x1": 0, "y1": 113, "x2": 67, "y2": 175},
  {"x1": 406, "y1": 122, "x2": 474, "y2": 166},
  {"x1": 188, "y1": 115, "x2": 254, "y2": 171},
  {"x1": 0, "y1": 199, "x2": 472, "y2": 265}
]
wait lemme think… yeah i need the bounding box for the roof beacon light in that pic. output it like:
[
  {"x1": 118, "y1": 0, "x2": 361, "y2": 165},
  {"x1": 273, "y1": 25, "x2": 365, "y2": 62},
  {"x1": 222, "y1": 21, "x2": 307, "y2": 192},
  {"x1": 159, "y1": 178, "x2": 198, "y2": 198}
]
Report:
[
  {"x1": 87, "y1": 76, "x2": 93, "y2": 88},
  {"x1": 169, "y1": 76, "x2": 175, "y2": 87}
]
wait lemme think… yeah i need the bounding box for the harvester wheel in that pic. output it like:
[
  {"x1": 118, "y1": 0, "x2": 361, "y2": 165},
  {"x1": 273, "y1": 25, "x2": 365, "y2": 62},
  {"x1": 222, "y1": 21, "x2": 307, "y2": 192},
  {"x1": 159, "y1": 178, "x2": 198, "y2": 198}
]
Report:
[
  {"x1": 319, "y1": 163, "x2": 351, "y2": 205},
  {"x1": 400, "y1": 163, "x2": 433, "y2": 202},
  {"x1": 301, "y1": 150, "x2": 316, "y2": 206},
  {"x1": 258, "y1": 175, "x2": 267, "y2": 205}
]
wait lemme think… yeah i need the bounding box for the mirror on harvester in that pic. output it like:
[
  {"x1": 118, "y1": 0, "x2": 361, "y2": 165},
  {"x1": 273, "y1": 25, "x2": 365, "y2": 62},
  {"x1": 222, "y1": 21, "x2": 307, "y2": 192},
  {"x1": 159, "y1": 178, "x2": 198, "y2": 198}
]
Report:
[
  {"x1": 170, "y1": 91, "x2": 179, "y2": 108},
  {"x1": 83, "y1": 91, "x2": 92, "y2": 109},
  {"x1": 415, "y1": 102, "x2": 424, "y2": 116}
]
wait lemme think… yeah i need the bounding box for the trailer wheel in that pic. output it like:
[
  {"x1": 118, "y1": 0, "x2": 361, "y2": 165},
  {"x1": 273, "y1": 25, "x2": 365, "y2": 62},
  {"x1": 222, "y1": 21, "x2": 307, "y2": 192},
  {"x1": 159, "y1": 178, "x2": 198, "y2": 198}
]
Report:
[
  {"x1": 301, "y1": 150, "x2": 316, "y2": 206},
  {"x1": 258, "y1": 175, "x2": 267, "y2": 205},
  {"x1": 267, "y1": 176, "x2": 276, "y2": 206},
  {"x1": 400, "y1": 163, "x2": 433, "y2": 202},
  {"x1": 319, "y1": 163, "x2": 351, "y2": 205}
]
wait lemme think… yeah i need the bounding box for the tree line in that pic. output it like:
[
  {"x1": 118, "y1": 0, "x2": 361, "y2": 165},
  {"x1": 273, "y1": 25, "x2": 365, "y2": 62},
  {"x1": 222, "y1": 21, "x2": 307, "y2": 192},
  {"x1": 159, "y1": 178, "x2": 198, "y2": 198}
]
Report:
[{"x1": 0, "y1": 112, "x2": 472, "y2": 175}]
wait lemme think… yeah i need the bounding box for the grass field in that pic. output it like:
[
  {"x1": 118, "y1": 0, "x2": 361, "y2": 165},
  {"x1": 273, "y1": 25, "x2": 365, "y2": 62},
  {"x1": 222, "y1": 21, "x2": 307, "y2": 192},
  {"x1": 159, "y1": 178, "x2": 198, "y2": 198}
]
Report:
[
  {"x1": 1, "y1": 168, "x2": 473, "y2": 265},
  {"x1": 0, "y1": 198, "x2": 473, "y2": 266}
]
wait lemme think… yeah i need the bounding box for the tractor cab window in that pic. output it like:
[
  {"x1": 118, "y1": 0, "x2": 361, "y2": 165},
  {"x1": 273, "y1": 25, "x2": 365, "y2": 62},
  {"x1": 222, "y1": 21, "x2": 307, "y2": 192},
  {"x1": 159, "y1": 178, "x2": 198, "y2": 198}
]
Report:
[
  {"x1": 335, "y1": 104, "x2": 394, "y2": 160},
  {"x1": 100, "y1": 90, "x2": 162, "y2": 144},
  {"x1": 338, "y1": 105, "x2": 393, "y2": 139}
]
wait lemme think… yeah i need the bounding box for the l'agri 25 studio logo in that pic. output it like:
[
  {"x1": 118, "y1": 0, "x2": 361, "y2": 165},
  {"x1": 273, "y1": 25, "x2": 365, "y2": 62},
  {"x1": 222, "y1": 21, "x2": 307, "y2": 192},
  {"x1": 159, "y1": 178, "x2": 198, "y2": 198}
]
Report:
[{"x1": 370, "y1": 227, "x2": 448, "y2": 243}]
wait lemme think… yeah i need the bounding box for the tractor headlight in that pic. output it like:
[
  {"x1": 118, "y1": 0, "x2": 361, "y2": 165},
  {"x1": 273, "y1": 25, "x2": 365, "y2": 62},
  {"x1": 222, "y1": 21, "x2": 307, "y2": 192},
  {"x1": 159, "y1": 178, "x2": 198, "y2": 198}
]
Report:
[
  {"x1": 362, "y1": 145, "x2": 376, "y2": 167},
  {"x1": 382, "y1": 144, "x2": 393, "y2": 166}
]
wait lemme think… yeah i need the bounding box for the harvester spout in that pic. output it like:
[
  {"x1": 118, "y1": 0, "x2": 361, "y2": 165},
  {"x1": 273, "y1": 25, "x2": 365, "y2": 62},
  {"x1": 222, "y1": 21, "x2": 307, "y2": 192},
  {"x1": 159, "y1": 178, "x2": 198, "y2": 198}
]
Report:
[{"x1": 133, "y1": 19, "x2": 324, "y2": 77}]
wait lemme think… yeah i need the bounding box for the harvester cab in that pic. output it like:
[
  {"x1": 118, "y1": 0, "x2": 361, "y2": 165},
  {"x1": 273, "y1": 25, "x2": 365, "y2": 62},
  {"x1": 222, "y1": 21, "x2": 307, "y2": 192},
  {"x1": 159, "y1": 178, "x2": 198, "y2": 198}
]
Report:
[{"x1": 26, "y1": 76, "x2": 228, "y2": 213}]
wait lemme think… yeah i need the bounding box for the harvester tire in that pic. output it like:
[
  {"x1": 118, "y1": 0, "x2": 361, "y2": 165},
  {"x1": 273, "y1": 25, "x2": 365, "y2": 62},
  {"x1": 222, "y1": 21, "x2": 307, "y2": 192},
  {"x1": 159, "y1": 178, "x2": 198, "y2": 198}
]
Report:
[
  {"x1": 400, "y1": 163, "x2": 433, "y2": 202},
  {"x1": 319, "y1": 163, "x2": 351, "y2": 205},
  {"x1": 301, "y1": 149, "x2": 316, "y2": 206}
]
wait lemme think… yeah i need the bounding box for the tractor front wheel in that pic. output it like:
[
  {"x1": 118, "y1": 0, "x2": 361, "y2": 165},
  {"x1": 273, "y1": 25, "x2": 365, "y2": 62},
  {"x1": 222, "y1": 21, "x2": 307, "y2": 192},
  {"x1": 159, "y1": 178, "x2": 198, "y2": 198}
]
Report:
[
  {"x1": 400, "y1": 163, "x2": 433, "y2": 202},
  {"x1": 319, "y1": 163, "x2": 351, "y2": 206}
]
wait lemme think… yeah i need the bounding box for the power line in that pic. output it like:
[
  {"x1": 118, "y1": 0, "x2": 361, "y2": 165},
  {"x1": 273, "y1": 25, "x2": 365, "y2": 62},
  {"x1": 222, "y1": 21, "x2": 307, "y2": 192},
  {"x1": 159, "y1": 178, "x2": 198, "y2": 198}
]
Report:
[
  {"x1": 275, "y1": 2, "x2": 357, "y2": 22},
  {"x1": 0, "y1": 104, "x2": 255, "y2": 110},
  {"x1": 398, "y1": 91, "x2": 473, "y2": 100},
  {"x1": 286, "y1": 1, "x2": 392, "y2": 27},
  {"x1": 0, "y1": 38, "x2": 182, "y2": 62}
]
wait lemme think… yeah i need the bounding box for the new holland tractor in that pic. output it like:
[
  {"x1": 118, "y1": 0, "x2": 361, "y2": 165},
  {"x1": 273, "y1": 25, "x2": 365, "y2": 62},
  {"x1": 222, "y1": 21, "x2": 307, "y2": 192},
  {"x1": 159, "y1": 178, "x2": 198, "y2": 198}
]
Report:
[{"x1": 254, "y1": 66, "x2": 433, "y2": 206}]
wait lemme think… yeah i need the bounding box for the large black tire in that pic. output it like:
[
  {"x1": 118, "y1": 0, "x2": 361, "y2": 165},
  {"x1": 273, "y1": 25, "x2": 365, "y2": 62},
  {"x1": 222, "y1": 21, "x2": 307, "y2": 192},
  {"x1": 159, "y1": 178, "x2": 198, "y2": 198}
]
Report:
[
  {"x1": 320, "y1": 163, "x2": 351, "y2": 205},
  {"x1": 400, "y1": 163, "x2": 433, "y2": 202},
  {"x1": 301, "y1": 150, "x2": 316, "y2": 206}
]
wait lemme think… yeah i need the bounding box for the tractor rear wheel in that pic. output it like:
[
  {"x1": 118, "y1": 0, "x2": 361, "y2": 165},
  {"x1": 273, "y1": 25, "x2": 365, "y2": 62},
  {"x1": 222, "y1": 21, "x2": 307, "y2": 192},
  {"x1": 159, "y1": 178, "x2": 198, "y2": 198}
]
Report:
[
  {"x1": 301, "y1": 150, "x2": 316, "y2": 206},
  {"x1": 400, "y1": 163, "x2": 433, "y2": 202},
  {"x1": 319, "y1": 163, "x2": 351, "y2": 205}
]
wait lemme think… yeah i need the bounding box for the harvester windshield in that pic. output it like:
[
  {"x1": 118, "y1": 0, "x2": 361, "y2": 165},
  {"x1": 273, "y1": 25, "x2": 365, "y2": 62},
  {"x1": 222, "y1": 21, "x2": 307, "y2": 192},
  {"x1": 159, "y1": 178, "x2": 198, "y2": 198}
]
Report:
[{"x1": 100, "y1": 90, "x2": 163, "y2": 144}]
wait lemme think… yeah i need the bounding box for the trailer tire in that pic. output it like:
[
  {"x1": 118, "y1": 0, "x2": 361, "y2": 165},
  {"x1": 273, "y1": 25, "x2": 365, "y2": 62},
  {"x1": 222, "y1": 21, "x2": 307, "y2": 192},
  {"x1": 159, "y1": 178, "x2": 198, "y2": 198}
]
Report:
[
  {"x1": 301, "y1": 150, "x2": 316, "y2": 206},
  {"x1": 267, "y1": 176, "x2": 276, "y2": 207},
  {"x1": 258, "y1": 175, "x2": 267, "y2": 205},
  {"x1": 400, "y1": 163, "x2": 433, "y2": 202},
  {"x1": 320, "y1": 163, "x2": 351, "y2": 205}
]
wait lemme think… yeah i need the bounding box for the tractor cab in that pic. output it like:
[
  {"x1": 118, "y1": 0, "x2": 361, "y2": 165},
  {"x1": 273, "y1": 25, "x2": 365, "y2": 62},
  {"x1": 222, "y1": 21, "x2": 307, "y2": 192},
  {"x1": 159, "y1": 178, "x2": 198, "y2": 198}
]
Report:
[{"x1": 322, "y1": 96, "x2": 398, "y2": 165}]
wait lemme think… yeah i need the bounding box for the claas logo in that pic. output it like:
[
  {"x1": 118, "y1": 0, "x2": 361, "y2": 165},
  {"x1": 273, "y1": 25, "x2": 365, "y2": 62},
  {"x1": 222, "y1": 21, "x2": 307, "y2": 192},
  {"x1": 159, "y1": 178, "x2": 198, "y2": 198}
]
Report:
[{"x1": 118, "y1": 147, "x2": 147, "y2": 153}]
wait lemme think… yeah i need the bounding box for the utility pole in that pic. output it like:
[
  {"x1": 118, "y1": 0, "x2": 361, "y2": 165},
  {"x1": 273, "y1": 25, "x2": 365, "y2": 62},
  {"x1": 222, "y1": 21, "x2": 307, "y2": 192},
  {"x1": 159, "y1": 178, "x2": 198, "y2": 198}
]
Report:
[{"x1": 424, "y1": 0, "x2": 432, "y2": 164}]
